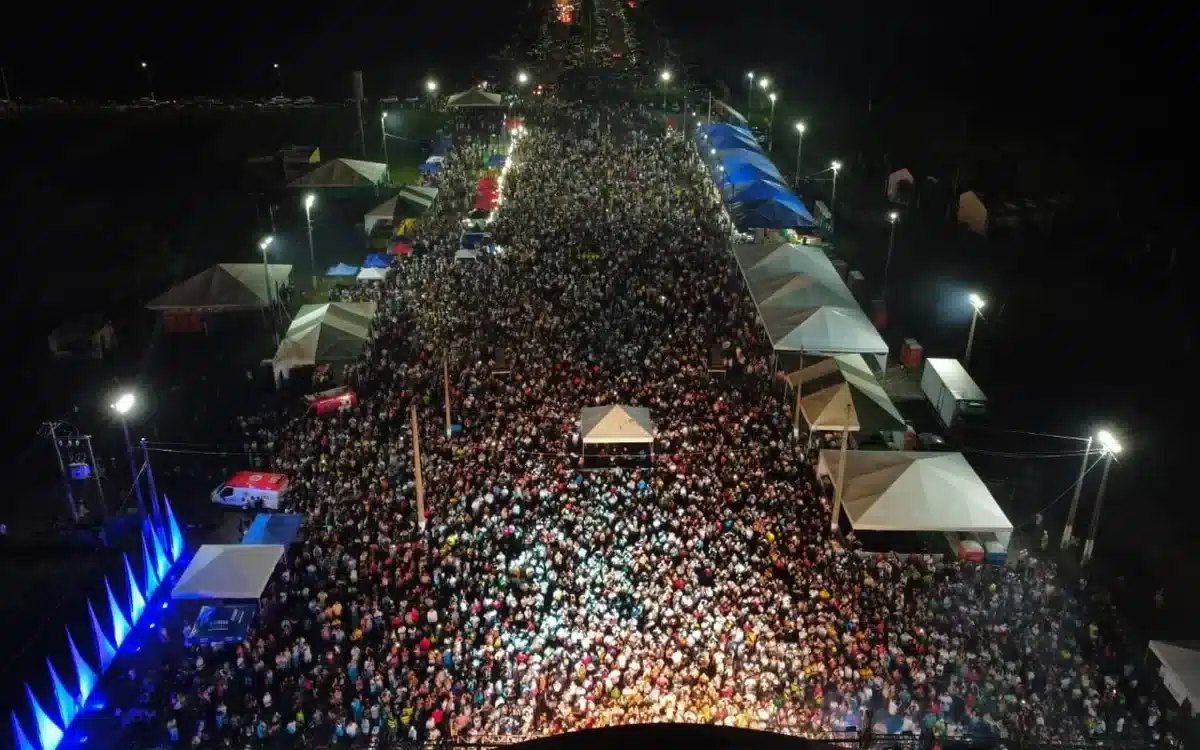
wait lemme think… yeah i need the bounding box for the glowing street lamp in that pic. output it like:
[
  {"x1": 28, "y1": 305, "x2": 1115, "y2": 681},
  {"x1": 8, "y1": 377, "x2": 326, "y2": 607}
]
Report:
[
  {"x1": 425, "y1": 78, "x2": 438, "y2": 108},
  {"x1": 110, "y1": 392, "x2": 148, "y2": 523},
  {"x1": 1082, "y1": 429, "x2": 1123, "y2": 564},
  {"x1": 304, "y1": 194, "x2": 317, "y2": 290},
  {"x1": 746, "y1": 71, "x2": 755, "y2": 112},
  {"x1": 659, "y1": 69, "x2": 671, "y2": 108},
  {"x1": 517, "y1": 71, "x2": 530, "y2": 85},
  {"x1": 793, "y1": 122, "x2": 806, "y2": 186},
  {"x1": 964, "y1": 293, "x2": 985, "y2": 366}
]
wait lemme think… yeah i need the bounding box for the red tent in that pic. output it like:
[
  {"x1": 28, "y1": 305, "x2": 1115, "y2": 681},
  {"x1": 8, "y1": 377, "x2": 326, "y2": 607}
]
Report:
[
  {"x1": 390, "y1": 242, "x2": 413, "y2": 255},
  {"x1": 505, "y1": 119, "x2": 522, "y2": 129},
  {"x1": 478, "y1": 177, "x2": 498, "y2": 190},
  {"x1": 476, "y1": 189, "x2": 498, "y2": 201},
  {"x1": 473, "y1": 197, "x2": 498, "y2": 210}
]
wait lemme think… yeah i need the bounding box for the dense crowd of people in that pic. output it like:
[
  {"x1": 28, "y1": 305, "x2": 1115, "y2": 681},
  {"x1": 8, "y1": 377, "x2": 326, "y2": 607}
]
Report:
[{"x1": 130, "y1": 101, "x2": 1178, "y2": 749}]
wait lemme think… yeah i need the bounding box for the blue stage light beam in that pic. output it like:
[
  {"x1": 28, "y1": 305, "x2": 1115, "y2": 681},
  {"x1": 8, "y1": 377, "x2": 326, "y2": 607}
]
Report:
[
  {"x1": 148, "y1": 521, "x2": 169, "y2": 581},
  {"x1": 25, "y1": 684, "x2": 64, "y2": 750},
  {"x1": 103, "y1": 578, "x2": 131, "y2": 648},
  {"x1": 123, "y1": 554, "x2": 146, "y2": 622},
  {"x1": 65, "y1": 628, "x2": 98, "y2": 704},
  {"x1": 164, "y1": 495, "x2": 184, "y2": 561},
  {"x1": 142, "y1": 533, "x2": 160, "y2": 596},
  {"x1": 46, "y1": 658, "x2": 78, "y2": 727},
  {"x1": 11, "y1": 711, "x2": 36, "y2": 750},
  {"x1": 86, "y1": 601, "x2": 116, "y2": 672}
]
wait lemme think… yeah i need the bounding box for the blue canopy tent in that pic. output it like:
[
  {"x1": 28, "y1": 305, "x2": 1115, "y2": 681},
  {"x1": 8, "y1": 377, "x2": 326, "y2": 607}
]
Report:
[
  {"x1": 241, "y1": 513, "x2": 305, "y2": 546},
  {"x1": 363, "y1": 253, "x2": 391, "y2": 268},
  {"x1": 488, "y1": 154, "x2": 506, "y2": 168},
  {"x1": 722, "y1": 178, "x2": 797, "y2": 204},
  {"x1": 718, "y1": 150, "x2": 783, "y2": 180},
  {"x1": 325, "y1": 262, "x2": 359, "y2": 277},
  {"x1": 717, "y1": 160, "x2": 785, "y2": 187},
  {"x1": 186, "y1": 604, "x2": 258, "y2": 646},
  {"x1": 418, "y1": 161, "x2": 441, "y2": 175},
  {"x1": 729, "y1": 198, "x2": 818, "y2": 229},
  {"x1": 461, "y1": 232, "x2": 492, "y2": 250},
  {"x1": 705, "y1": 129, "x2": 762, "y2": 152}
]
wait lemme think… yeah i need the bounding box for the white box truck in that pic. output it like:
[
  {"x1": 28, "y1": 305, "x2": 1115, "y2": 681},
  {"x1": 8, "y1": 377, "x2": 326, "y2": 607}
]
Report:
[{"x1": 921, "y1": 358, "x2": 988, "y2": 429}]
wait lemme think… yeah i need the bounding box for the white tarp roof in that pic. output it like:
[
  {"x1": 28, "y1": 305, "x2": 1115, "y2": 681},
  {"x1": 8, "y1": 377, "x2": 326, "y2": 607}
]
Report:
[
  {"x1": 818, "y1": 450, "x2": 1013, "y2": 533},
  {"x1": 455, "y1": 248, "x2": 480, "y2": 261},
  {"x1": 925, "y1": 358, "x2": 988, "y2": 402},
  {"x1": 147, "y1": 263, "x2": 293, "y2": 312},
  {"x1": 735, "y1": 243, "x2": 845, "y2": 291},
  {"x1": 787, "y1": 354, "x2": 906, "y2": 433},
  {"x1": 356, "y1": 267, "x2": 388, "y2": 281},
  {"x1": 289, "y1": 158, "x2": 388, "y2": 188},
  {"x1": 446, "y1": 88, "x2": 503, "y2": 108},
  {"x1": 364, "y1": 196, "x2": 397, "y2": 235},
  {"x1": 580, "y1": 405, "x2": 655, "y2": 444},
  {"x1": 172, "y1": 544, "x2": 285, "y2": 600},
  {"x1": 399, "y1": 184, "x2": 439, "y2": 209},
  {"x1": 274, "y1": 302, "x2": 376, "y2": 372},
  {"x1": 764, "y1": 306, "x2": 889, "y2": 358},
  {"x1": 1149, "y1": 641, "x2": 1200, "y2": 713}
]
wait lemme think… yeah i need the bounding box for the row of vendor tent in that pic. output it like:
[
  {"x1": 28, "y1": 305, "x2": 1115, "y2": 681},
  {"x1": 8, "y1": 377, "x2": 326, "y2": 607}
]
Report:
[
  {"x1": 328, "y1": 262, "x2": 389, "y2": 282},
  {"x1": 734, "y1": 242, "x2": 888, "y2": 369},
  {"x1": 363, "y1": 185, "x2": 439, "y2": 234},
  {"x1": 273, "y1": 302, "x2": 376, "y2": 381},
  {"x1": 147, "y1": 263, "x2": 293, "y2": 312},
  {"x1": 288, "y1": 158, "x2": 389, "y2": 188},
  {"x1": 786, "y1": 354, "x2": 905, "y2": 435},
  {"x1": 697, "y1": 123, "x2": 817, "y2": 230},
  {"x1": 818, "y1": 450, "x2": 1014, "y2": 534}
]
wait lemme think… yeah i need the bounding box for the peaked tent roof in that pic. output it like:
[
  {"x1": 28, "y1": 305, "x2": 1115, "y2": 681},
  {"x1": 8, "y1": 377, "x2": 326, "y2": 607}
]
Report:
[
  {"x1": 736, "y1": 243, "x2": 846, "y2": 290},
  {"x1": 326, "y1": 262, "x2": 359, "y2": 276},
  {"x1": 289, "y1": 158, "x2": 388, "y2": 188},
  {"x1": 786, "y1": 354, "x2": 905, "y2": 433},
  {"x1": 765, "y1": 305, "x2": 889, "y2": 356},
  {"x1": 580, "y1": 405, "x2": 655, "y2": 444},
  {"x1": 446, "y1": 88, "x2": 504, "y2": 108},
  {"x1": 356, "y1": 266, "x2": 388, "y2": 281},
  {"x1": 147, "y1": 263, "x2": 293, "y2": 312},
  {"x1": 704, "y1": 128, "x2": 762, "y2": 151},
  {"x1": 730, "y1": 197, "x2": 818, "y2": 229},
  {"x1": 398, "y1": 184, "x2": 439, "y2": 209},
  {"x1": 724, "y1": 178, "x2": 796, "y2": 204},
  {"x1": 751, "y1": 270, "x2": 858, "y2": 310},
  {"x1": 172, "y1": 544, "x2": 286, "y2": 600},
  {"x1": 719, "y1": 159, "x2": 785, "y2": 186},
  {"x1": 1148, "y1": 641, "x2": 1200, "y2": 712},
  {"x1": 364, "y1": 196, "x2": 398, "y2": 234},
  {"x1": 818, "y1": 450, "x2": 1013, "y2": 533},
  {"x1": 274, "y1": 302, "x2": 376, "y2": 370}
]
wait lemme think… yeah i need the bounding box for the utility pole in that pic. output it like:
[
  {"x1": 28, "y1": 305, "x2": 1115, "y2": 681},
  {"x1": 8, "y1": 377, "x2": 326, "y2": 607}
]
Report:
[
  {"x1": 706, "y1": 90, "x2": 712, "y2": 124},
  {"x1": 1060, "y1": 435, "x2": 1093, "y2": 549},
  {"x1": 791, "y1": 355, "x2": 805, "y2": 438},
  {"x1": 140, "y1": 438, "x2": 162, "y2": 529},
  {"x1": 41, "y1": 423, "x2": 80, "y2": 522},
  {"x1": 83, "y1": 435, "x2": 107, "y2": 531},
  {"x1": 830, "y1": 402, "x2": 852, "y2": 531},
  {"x1": 443, "y1": 354, "x2": 453, "y2": 438},
  {"x1": 1, "y1": 65, "x2": 11, "y2": 101},
  {"x1": 409, "y1": 403, "x2": 426, "y2": 531}
]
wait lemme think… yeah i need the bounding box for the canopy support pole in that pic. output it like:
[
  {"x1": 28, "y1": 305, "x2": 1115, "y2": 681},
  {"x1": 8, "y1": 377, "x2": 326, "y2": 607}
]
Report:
[
  {"x1": 791, "y1": 354, "x2": 804, "y2": 439},
  {"x1": 830, "y1": 402, "x2": 852, "y2": 531},
  {"x1": 443, "y1": 354, "x2": 453, "y2": 439},
  {"x1": 409, "y1": 404, "x2": 426, "y2": 531}
]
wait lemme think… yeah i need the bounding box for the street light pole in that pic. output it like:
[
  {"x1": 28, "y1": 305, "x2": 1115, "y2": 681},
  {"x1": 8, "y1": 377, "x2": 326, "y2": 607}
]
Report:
[
  {"x1": 794, "y1": 122, "x2": 805, "y2": 187},
  {"x1": 112, "y1": 393, "x2": 148, "y2": 523},
  {"x1": 1082, "y1": 430, "x2": 1122, "y2": 565},
  {"x1": 380, "y1": 112, "x2": 390, "y2": 168},
  {"x1": 660, "y1": 70, "x2": 671, "y2": 109},
  {"x1": 768, "y1": 93, "x2": 777, "y2": 148},
  {"x1": 883, "y1": 211, "x2": 899, "y2": 296},
  {"x1": 830, "y1": 161, "x2": 841, "y2": 237},
  {"x1": 273, "y1": 63, "x2": 282, "y2": 97},
  {"x1": 1061, "y1": 435, "x2": 1093, "y2": 549},
  {"x1": 758, "y1": 77, "x2": 770, "y2": 110},
  {"x1": 141, "y1": 62, "x2": 154, "y2": 101},
  {"x1": 304, "y1": 194, "x2": 317, "y2": 292},
  {"x1": 965, "y1": 293, "x2": 985, "y2": 366},
  {"x1": 746, "y1": 72, "x2": 754, "y2": 114}
]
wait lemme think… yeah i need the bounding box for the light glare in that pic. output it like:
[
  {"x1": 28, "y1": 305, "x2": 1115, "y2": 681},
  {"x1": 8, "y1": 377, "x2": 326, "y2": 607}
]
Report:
[{"x1": 112, "y1": 393, "x2": 135, "y2": 415}]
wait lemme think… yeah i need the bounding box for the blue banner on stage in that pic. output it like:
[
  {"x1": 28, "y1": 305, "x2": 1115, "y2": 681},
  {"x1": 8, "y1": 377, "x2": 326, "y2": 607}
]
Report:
[{"x1": 187, "y1": 604, "x2": 258, "y2": 646}]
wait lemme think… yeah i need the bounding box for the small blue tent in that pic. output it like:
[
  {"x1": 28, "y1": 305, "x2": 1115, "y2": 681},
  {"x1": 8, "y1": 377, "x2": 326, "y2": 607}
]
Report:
[
  {"x1": 723, "y1": 178, "x2": 796, "y2": 204},
  {"x1": 418, "y1": 161, "x2": 441, "y2": 174},
  {"x1": 718, "y1": 149, "x2": 783, "y2": 180},
  {"x1": 325, "y1": 262, "x2": 359, "y2": 277},
  {"x1": 488, "y1": 154, "x2": 506, "y2": 168},
  {"x1": 717, "y1": 160, "x2": 784, "y2": 187},
  {"x1": 705, "y1": 129, "x2": 762, "y2": 152},
  {"x1": 461, "y1": 232, "x2": 491, "y2": 250},
  {"x1": 363, "y1": 253, "x2": 391, "y2": 269},
  {"x1": 241, "y1": 513, "x2": 305, "y2": 546}
]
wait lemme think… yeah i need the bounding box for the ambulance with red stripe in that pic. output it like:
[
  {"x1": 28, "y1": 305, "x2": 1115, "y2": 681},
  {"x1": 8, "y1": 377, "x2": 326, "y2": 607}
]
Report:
[{"x1": 211, "y1": 472, "x2": 289, "y2": 510}]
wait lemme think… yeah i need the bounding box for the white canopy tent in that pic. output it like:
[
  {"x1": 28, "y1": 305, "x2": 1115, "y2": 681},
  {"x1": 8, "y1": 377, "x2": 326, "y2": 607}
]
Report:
[
  {"x1": 364, "y1": 196, "x2": 398, "y2": 235},
  {"x1": 356, "y1": 267, "x2": 388, "y2": 282},
  {"x1": 580, "y1": 405, "x2": 655, "y2": 445},
  {"x1": 786, "y1": 354, "x2": 905, "y2": 434},
  {"x1": 455, "y1": 248, "x2": 480, "y2": 261},
  {"x1": 289, "y1": 158, "x2": 389, "y2": 188},
  {"x1": 817, "y1": 450, "x2": 1013, "y2": 533},
  {"x1": 172, "y1": 544, "x2": 286, "y2": 600},
  {"x1": 273, "y1": 302, "x2": 376, "y2": 381},
  {"x1": 735, "y1": 243, "x2": 845, "y2": 291},
  {"x1": 1148, "y1": 641, "x2": 1200, "y2": 714},
  {"x1": 147, "y1": 263, "x2": 293, "y2": 313},
  {"x1": 446, "y1": 88, "x2": 504, "y2": 108},
  {"x1": 399, "y1": 184, "x2": 439, "y2": 209},
  {"x1": 763, "y1": 306, "x2": 889, "y2": 369}
]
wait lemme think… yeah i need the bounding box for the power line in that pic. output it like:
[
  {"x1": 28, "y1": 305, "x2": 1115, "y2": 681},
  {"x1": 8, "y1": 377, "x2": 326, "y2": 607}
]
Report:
[{"x1": 967, "y1": 425, "x2": 1091, "y2": 443}]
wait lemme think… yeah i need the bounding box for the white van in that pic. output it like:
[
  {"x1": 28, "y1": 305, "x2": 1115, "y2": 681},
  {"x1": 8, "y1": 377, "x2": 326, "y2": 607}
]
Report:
[{"x1": 211, "y1": 472, "x2": 289, "y2": 510}]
